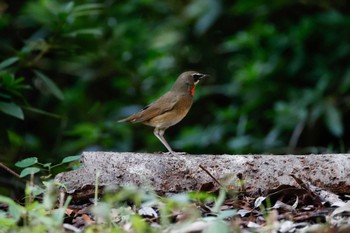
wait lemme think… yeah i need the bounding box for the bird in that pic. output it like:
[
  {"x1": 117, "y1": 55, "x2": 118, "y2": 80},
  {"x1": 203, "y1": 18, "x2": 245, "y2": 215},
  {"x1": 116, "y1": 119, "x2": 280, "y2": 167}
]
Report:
[{"x1": 118, "y1": 71, "x2": 208, "y2": 155}]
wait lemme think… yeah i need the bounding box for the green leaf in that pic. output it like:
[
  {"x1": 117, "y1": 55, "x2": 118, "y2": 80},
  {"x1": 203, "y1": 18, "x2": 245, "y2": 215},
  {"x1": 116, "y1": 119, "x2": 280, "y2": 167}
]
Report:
[
  {"x1": 42, "y1": 163, "x2": 52, "y2": 167},
  {"x1": 216, "y1": 210, "x2": 237, "y2": 219},
  {"x1": 325, "y1": 102, "x2": 343, "y2": 137},
  {"x1": 34, "y1": 70, "x2": 64, "y2": 100},
  {"x1": 212, "y1": 189, "x2": 226, "y2": 213},
  {"x1": 67, "y1": 28, "x2": 103, "y2": 37},
  {"x1": 31, "y1": 185, "x2": 45, "y2": 196},
  {"x1": 0, "y1": 217, "x2": 17, "y2": 227},
  {"x1": 0, "y1": 57, "x2": 19, "y2": 70},
  {"x1": 72, "y1": 3, "x2": 103, "y2": 17},
  {"x1": 131, "y1": 215, "x2": 148, "y2": 233},
  {"x1": 22, "y1": 106, "x2": 62, "y2": 118},
  {"x1": 61, "y1": 155, "x2": 80, "y2": 163},
  {"x1": 51, "y1": 196, "x2": 72, "y2": 224},
  {"x1": 169, "y1": 193, "x2": 190, "y2": 204},
  {"x1": 0, "y1": 92, "x2": 11, "y2": 99},
  {"x1": 0, "y1": 102, "x2": 24, "y2": 120},
  {"x1": 0, "y1": 74, "x2": 29, "y2": 96},
  {"x1": 15, "y1": 157, "x2": 38, "y2": 168},
  {"x1": 0, "y1": 195, "x2": 25, "y2": 222},
  {"x1": 73, "y1": 3, "x2": 103, "y2": 12},
  {"x1": 63, "y1": 1, "x2": 74, "y2": 13},
  {"x1": 91, "y1": 202, "x2": 111, "y2": 222},
  {"x1": 19, "y1": 167, "x2": 40, "y2": 177},
  {"x1": 0, "y1": 196, "x2": 17, "y2": 209},
  {"x1": 203, "y1": 220, "x2": 229, "y2": 233}
]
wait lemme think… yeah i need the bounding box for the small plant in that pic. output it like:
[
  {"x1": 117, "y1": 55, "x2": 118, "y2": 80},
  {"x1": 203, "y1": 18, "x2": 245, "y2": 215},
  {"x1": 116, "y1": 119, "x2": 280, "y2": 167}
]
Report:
[
  {"x1": 0, "y1": 72, "x2": 30, "y2": 120},
  {"x1": 89, "y1": 186, "x2": 237, "y2": 233},
  {"x1": 15, "y1": 155, "x2": 80, "y2": 179},
  {"x1": 0, "y1": 180, "x2": 71, "y2": 233},
  {"x1": 0, "y1": 155, "x2": 79, "y2": 232}
]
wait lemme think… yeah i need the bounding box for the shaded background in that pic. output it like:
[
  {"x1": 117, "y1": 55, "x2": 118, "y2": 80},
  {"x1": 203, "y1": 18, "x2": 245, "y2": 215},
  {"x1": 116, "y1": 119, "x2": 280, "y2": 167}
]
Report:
[{"x1": 1, "y1": 0, "x2": 350, "y2": 194}]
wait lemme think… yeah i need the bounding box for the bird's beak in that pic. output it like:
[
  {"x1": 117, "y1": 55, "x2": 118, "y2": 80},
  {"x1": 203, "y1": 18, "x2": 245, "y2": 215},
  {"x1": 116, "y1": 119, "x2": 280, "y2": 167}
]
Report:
[
  {"x1": 193, "y1": 73, "x2": 209, "y2": 85},
  {"x1": 202, "y1": 74, "x2": 210, "y2": 78},
  {"x1": 199, "y1": 74, "x2": 209, "y2": 79}
]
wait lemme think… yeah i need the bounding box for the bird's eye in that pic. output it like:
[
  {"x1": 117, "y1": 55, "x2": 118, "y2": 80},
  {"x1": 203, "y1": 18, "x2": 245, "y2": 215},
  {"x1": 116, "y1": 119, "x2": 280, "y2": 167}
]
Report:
[{"x1": 192, "y1": 73, "x2": 204, "y2": 82}]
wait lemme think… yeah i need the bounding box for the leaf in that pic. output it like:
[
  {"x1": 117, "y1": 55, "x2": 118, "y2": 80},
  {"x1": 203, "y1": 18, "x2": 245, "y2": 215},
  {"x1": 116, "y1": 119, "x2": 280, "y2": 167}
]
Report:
[
  {"x1": 61, "y1": 155, "x2": 80, "y2": 163},
  {"x1": 0, "y1": 195, "x2": 25, "y2": 223},
  {"x1": 0, "y1": 102, "x2": 24, "y2": 120},
  {"x1": 22, "y1": 106, "x2": 62, "y2": 118},
  {"x1": 0, "y1": 57, "x2": 19, "y2": 70},
  {"x1": 31, "y1": 185, "x2": 45, "y2": 196},
  {"x1": 34, "y1": 70, "x2": 64, "y2": 100},
  {"x1": 217, "y1": 210, "x2": 237, "y2": 220},
  {"x1": 237, "y1": 209, "x2": 251, "y2": 217},
  {"x1": 19, "y1": 167, "x2": 40, "y2": 177},
  {"x1": 254, "y1": 196, "x2": 266, "y2": 208},
  {"x1": 67, "y1": 28, "x2": 103, "y2": 37},
  {"x1": 51, "y1": 196, "x2": 72, "y2": 224},
  {"x1": 131, "y1": 215, "x2": 148, "y2": 233},
  {"x1": 92, "y1": 202, "x2": 111, "y2": 221},
  {"x1": 72, "y1": 3, "x2": 103, "y2": 17},
  {"x1": 325, "y1": 102, "x2": 343, "y2": 137},
  {"x1": 331, "y1": 201, "x2": 350, "y2": 218},
  {"x1": 169, "y1": 193, "x2": 190, "y2": 204},
  {"x1": 73, "y1": 3, "x2": 103, "y2": 12},
  {"x1": 138, "y1": 206, "x2": 158, "y2": 218},
  {"x1": 0, "y1": 92, "x2": 11, "y2": 99},
  {"x1": 185, "y1": 0, "x2": 221, "y2": 35},
  {"x1": 203, "y1": 220, "x2": 229, "y2": 233},
  {"x1": 292, "y1": 195, "x2": 299, "y2": 209},
  {"x1": 42, "y1": 163, "x2": 52, "y2": 167},
  {"x1": 15, "y1": 157, "x2": 38, "y2": 168},
  {"x1": 0, "y1": 218, "x2": 17, "y2": 227},
  {"x1": 212, "y1": 189, "x2": 226, "y2": 213},
  {"x1": 42, "y1": 182, "x2": 57, "y2": 210},
  {"x1": 63, "y1": 1, "x2": 74, "y2": 13}
]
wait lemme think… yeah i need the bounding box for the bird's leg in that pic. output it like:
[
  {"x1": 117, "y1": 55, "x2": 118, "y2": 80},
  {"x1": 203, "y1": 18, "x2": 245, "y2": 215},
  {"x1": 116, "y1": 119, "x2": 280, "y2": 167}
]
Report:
[{"x1": 154, "y1": 128, "x2": 176, "y2": 155}]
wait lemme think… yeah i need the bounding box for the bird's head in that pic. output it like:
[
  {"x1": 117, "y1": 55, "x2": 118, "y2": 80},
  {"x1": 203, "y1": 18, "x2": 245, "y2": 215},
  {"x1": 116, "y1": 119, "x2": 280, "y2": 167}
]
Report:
[{"x1": 172, "y1": 71, "x2": 208, "y2": 96}]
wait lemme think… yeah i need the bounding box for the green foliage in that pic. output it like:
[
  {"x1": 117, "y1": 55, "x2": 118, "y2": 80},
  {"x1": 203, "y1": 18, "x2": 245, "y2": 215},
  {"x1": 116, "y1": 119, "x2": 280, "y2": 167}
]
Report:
[
  {"x1": 19, "y1": 167, "x2": 41, "y2": 178},
  {"x1": 0, "y1": 73, "x2": 29, "y2": 119},
  {"x1": 0, "y1": 180, "x2": 71, "y2": 233},
  {"x1": 33, "y1": 71, "x2": 64, "y2": 101},
  {"x1": 0, "y1": 180, "x2": 237, "y2": 232},
  {"x1": 0, "y1": 57, "x2": 19, "y2": 70},
  {"x1": 90, "y1": 186, "x2": 236, "y2": 232},
  {"x1": 0, "y1": 101, "x2": 24, "y2": 120},
  {"x1": 15, "y1": 157, "x2": 38, "y2": 168},
  {"x1": 15, "y1": 155, "x2": 80, "y2": 178}
]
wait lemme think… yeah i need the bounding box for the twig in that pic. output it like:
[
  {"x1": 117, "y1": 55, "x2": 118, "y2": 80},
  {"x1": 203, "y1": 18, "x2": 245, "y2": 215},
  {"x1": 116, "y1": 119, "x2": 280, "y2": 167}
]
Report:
[
  {"x1": 59, "y1": 188, "x2": 66, "y2": 209},
  {"x1": 288, "y1": 118, "x2": 306, "y2": 153},
  {"x1": 199, "y1": 164, "x2": 225, "y2": 189},
  {"x1": 290, "y1": 174, "x2": 323, "y2": 207},
  {"x1": 0, "y1": 162, "x2": 20, "y2": 178},
  {"x1": 95, "y1": 170, "x2": 100, "y2": 206}
]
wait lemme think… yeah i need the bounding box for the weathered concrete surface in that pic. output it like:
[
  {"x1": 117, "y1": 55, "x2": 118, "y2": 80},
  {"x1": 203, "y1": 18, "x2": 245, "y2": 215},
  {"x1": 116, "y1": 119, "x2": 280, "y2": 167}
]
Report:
[{"x1": 55, "y1": 152, "x2": 350, "y2": 200}]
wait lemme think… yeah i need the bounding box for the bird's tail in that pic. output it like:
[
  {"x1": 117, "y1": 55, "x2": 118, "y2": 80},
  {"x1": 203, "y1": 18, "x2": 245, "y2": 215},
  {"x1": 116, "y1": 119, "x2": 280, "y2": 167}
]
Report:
[
  {"x1": 117, "y1": 114, "x2": 137, "y2": 123},
  {"x1": 117, "y1": 118, "x2": 128, "y2": 123}
]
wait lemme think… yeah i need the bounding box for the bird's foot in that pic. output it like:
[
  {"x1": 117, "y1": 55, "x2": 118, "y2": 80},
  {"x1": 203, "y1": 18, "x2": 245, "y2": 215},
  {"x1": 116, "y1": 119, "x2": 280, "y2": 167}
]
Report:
[
  {"x1": 164, "y1": 151, "x2": 187, "y2": 156},
  {"x1": 175, "y1": 151, "x2": 187, "y2": 155}
]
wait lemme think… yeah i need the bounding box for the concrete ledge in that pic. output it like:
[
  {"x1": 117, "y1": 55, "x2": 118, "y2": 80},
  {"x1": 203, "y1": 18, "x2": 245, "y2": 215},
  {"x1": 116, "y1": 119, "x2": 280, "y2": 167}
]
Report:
[{"x1": 55, "y1": 152, "x2": 350, "y2": 200}]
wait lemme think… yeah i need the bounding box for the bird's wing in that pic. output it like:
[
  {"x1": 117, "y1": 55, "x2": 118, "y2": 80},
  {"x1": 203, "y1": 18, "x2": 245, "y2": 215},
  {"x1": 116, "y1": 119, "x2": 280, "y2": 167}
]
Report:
[{"x1": 119, "y1": 92, "x2": 179, "y2": 123}]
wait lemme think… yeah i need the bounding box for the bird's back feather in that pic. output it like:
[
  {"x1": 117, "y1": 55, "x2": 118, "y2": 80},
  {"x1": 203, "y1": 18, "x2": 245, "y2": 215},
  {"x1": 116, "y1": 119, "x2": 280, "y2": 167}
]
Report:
[{"x1": 118, "y1": 91, "x2": 180, "y2": 123}]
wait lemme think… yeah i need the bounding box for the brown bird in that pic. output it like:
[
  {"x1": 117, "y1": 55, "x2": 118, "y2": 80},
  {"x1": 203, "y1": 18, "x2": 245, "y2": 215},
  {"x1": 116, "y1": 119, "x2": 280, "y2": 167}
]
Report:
[{"x1": 118, "y1": 71, "x2": 207, "y2": 154}]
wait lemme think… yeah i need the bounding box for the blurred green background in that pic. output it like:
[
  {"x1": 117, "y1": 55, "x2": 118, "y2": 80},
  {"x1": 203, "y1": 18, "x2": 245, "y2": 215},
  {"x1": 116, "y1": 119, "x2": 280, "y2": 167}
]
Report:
[{"x1": 1, "y1": 0, "x2": 350, "y2": 190}]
